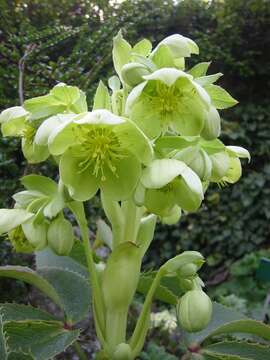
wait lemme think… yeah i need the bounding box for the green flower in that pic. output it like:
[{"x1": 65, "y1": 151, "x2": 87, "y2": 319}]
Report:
[
  {"x1": 139, "y1": 159, "x2": 204, "y2": 216},
  {"x1": 0, "y1": 83, "x2": 87, "y2": 163},
  {"x1": 37, "y1": 110, "x2": 153, "y2": 201},
  {"x1": 125, "y1": 68, "x2": 211, "y2": 139}
]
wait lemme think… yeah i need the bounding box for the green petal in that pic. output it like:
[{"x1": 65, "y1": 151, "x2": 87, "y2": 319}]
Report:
[
  {"x1": 0, "y1": 106, "x2": 28, "y2": 137},
  {"x1": 226, "y1": 146, "x2": 251, "y2": 162},
  {"x1": 22, "y1": 218, "x2": 47, "y2": 250},
  {"x1": 150, "y1": 44, "x2": 175, "y2": 68},
  {"x1": 22, "y1": 139, "x2": 49, "y2": 164},
  {"x1": 0, "y1": 209, "x2": 34, "y2": 235},
  {"x1": 173, "y1": 170, "x2": 203, "y2": 212},
  {"x1": 35, "y1": 114, "x2": 76, "y2": 146},
  {"x1": 210, "y1": 151, "x2": 230, "y2": 182},
  {"x1": 59, "y1": 147, "x2": 99, "y2": 201},
  {"x1": 112, "y1": 30, "x2": 132, "y2": 80},
  {"x1": 144, "y1": 188, "x2": 175, "y2": 217},
  {"x1": 125, "y1": 81, "x2": 147, "y2": 114},
  {"x1": 173, "y1": 99, "x2": 205, "y2": 136},
  {"x1": 12, "y1": 190, "x2": 44, "y2": 208},
  {"x1": 114, "y1": 118, "x2": 153, "y2": 165},
  {"x1": 101, "y1": 153, "x2": 141, "y2": 201},
  {"x1": 75, "y1": 110, "x2": 124, "y2": 126},
  {"x1": 48, "y1": 120, "x2": 78, "y2": 155},
  {"x1": 143, "y1": 68, "x2": 192, "y2": 87},
  {"x1": 141, "y1": 159, "x2": 187, "y2": 189},
  {"x1": 133, "y1": 38, "x2": 152, "y2": 57},
  {"x1": 24, "y1": 94, "x2": 65, "y2": 121},
  {"x1": 152, "y1": 34, "x2": 199, "y2": 58},
  {"x1": 201, "y1": 106, "x2": 221, "y2": 140},
  {"x1": 93, "y1": 81, "x2": 111, "y2": 111},
  {"x1": 50, "y1": 83, "x2": 80, "y2": 105},
  {"x1": 223, "y1": 157, "x2": 242, "y2": 184}
]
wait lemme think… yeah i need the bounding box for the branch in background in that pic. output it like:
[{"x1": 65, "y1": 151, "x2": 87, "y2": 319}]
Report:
[{"x1": 18, "y1": 44, "x2": 37, "y2": 105}]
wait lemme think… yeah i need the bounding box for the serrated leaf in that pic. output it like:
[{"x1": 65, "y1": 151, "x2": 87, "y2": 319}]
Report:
[
  {"x1": 0, "y1": 303, "x2": 57, "y2": 322},
  {"x1": 195, "y1": 73, "x2": 223, "y2": 86},
  {"x1": 205, "y1": 84, "x2": 238, "y2": 109},
  {"x1": 185, "y1": 302, "x2": 247, "y2": 344},
  {"x1": 4, "y1": 320, "x2": 79, "y2": 360},
  {"x1": 37, "y1": 267, "x2": 91, "y2": 324},
  {"x1": 0, "y1": 315, "x2": 7, "y2": 360},
  {"x1": 203, "y1": 341, "x2": 270, "y2": 360},
  {"x1": 0, "y1": 266, "x2": 62, "y2": 308}
]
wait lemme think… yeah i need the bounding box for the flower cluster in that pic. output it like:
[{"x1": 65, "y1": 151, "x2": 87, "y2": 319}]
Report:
[{"x1": 0, "y1": 30, "x2": 249, "y2": 243}]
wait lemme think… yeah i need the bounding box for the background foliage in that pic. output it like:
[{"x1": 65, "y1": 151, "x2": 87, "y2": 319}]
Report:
[{"x1": 0, "y1": 0, "x2": 269, "y2": 292}]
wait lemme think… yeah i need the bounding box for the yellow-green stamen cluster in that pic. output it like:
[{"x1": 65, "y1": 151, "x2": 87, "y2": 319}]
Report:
[
  {"x1": 74, "y1": 126, "x2": 126, "y2": 181},
  {"x1": 22, "y1": 125, "x2": 36, "y2": 144}
]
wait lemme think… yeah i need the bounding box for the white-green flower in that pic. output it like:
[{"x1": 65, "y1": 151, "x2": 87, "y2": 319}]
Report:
[
  {"x1": 125, "y1": 68, "x2": 211, "y2": 139},
  {"x1": 36, "y1": 110, "x2": 153, "y2": 201}
]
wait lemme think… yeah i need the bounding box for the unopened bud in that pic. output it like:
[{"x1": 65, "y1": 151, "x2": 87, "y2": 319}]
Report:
[
  {"x1": 113, "y1": 343, "x2": 132, "y2": 360},
  {"x1": 177, "y1": 290, "x2": 212, "y2": 332},
  {"x1": 47, "y1": 216, "x2": 74, "y2": 256}
]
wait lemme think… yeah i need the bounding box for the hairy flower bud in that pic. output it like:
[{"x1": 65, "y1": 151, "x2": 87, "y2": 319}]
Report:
[
  {"x1": 177, "y1": 290, "x2": 212, "y2": 332},
  {"x1": 47, "y1": 216, "x2": 74, "y2": 256},
  {"x1": 121, "y1": 62, "x2": 150, "y2": 87}
]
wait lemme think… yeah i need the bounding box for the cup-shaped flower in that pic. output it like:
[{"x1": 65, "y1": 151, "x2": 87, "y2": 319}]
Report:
[
  {"x1": 140, "y1": 159, "x2": 204, "y2": 216},
  {"x1": 37, "y1": 110, "x2": 153, "y2": 201},
  {"x1": 125, "y1": 68, "x2": 211, "y2": 139},
  {"x1": 151, "y1": 34, "x2": 199, "y2": 59}
]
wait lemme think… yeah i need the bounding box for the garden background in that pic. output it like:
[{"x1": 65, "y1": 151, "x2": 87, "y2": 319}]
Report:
[{"x1": 0, "y1": 0, "x2": 269, "y2": 357}]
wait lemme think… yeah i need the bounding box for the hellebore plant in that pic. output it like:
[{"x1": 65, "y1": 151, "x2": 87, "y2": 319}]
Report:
[{"x1": 0, "y1": 32, "x2": 256, "y2": 360}]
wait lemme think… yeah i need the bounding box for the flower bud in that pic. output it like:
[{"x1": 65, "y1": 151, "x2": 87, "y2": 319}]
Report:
[
  {"x1": 189, "y1": 149, "x2": 212, "y2": 181},
  {"x1": 21, "y1": 219, "x2": 47, "y2": 251},
  {"x1": 47, "y1": 216, "x2": 74, "y2": 256},
  {"x1": 223, "y1": 157, "x2": 242, "y2": 184},
  {"x1": 121, "y1": 62, "x2": 150, "y2": 87},
  {"x1": 113, "y1": 343, "x2": 132, "y2": 360},
  {"x1": 102, "y1": 242, "x2": 141, "y2": 310},
  {"x1": 210, "y1": 151, "x2": 230, "y2": 182},
  {"x1": 177, "y1": 290, "x2": 212, "y2": 332},
  {"x1": 201, "y1": 106, "x2": 221, "y2": 141}
]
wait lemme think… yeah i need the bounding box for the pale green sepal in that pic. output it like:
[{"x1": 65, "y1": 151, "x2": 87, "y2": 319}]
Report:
[
  {"x1": 50, "y1": 83, "x2": 87, "y2": 113},
  {"x1": 195, "y1": 73, "x2": 223, "y2": 86},
  {"x1": 189, "y1": 149, "x2": 212, "y2": 181},
  {"x1": 22, "y1": 218, "x2": 47, "y2": 251},
  {"x1": 201, "y1": 106, "x2": 221, "y2": 140},
  {"x1": 133, "y1": 39, "x2": 152, "y2": 57},
  {"x1": 152, "y1": 34, "x2": 199, "y2": 58},
  {"x1": 161, "y1": 205, "x2": 181, "y2": 225},
  {"x1": 0, "y1": 209, "x2": 34, "y2": 235},
  {"x1": 150, "y1": 44, "x2": 175, "y2": 69},
  {"x1": 223, "y1": 157, "x2": 242, "y2": 184},
  {"x1": 12, "y1": 190, "x2": 44, "y2": 208},
  {"x1": 210, "y1": 152, "x2": 230, "y2": 182},
  {"x1": 115, "y1": 118, "x2": 154, "y2": 165},
  {"x1": 93, "y1": 81, "x2": 111, "y2": 111},
  {"x1": 24, "y1": 94, "x2": 65, "y2": 121},
  {"x1": 125, "y1": 81, "x2": 147, "y2": 115},
  {"x1": 113, "y1": 30, "x2": 132, "y2": 80},
  {"x1": 121, "y1": 62, "x2": 150, "y2": 87},
  {"x1": 22, "y1": 139, "x2": 50, "y2": 164},
  {"x1": 75, "y1": 110, "x2": 125, "y2": 126},
  {"x1": 35, "y1": 114, "x2": 76, "y2": 146},
  {"x1": 162, "y1": 250, "x2": 204, "y2": 274},
  {"x1": 143, "y1": 68, "x2": 192, "y2": 87},
  {"x1": 187, "y1": 62, "x2": 211, "y2": 78},
  {"x1": 226, "y1": 146, "x2": 251, "y2": 162},
  {"x1": 48, "y1": 119, "x2": 78, "y2": 155},
  {"x1": 144, "y1": 188, "x2": 175, "y2": 217},
  {"x1": 0, "y1": 106, "x2": 28, "y2": 137},
  {"x1": 108, "y1": 76, "x2": 121, "y2": 91},
  {"x1": 141, "y1": 159, "x2": 187, "y2": 189},
  {"x1": 205, "y1": 84, "x2": 238, "y2": 109}
]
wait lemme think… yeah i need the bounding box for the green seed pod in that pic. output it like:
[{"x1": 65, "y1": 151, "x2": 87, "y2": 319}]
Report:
[
  {"x1": 177, "y1": 290, "x2": 212, "y2": 332},
  {"x1": 102, "y1": 242, "x2": 141, "y2": 310},
  {"x1": 121, "y1": 62, "x2": 150, "y2": 87},
  {"x1": 47, "y1": 216, "x2": 74, "y2": 256},
  {"x1": 113, "y1": 343, "x2": 132, "y2": 360},
  {"x1": 8, "y1": 226, "x2": 35, "y2": 253}
]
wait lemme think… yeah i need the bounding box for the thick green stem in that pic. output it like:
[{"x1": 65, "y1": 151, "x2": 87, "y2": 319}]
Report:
[
  {"x1": 106, "y1": 308, "x2": 128, "y2": 354},
  {"x1": 68, "y1": 202, "x2": 106, "y2": 344}
]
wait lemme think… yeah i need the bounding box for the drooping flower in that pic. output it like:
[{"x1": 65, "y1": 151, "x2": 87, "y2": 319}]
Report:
[
  {"x1": 125, "y1": 68, "x2": 211, "y2": 139},
  {"x1": 35, "y1": 110, "x2": 153, "y2": 202},
  {"x1": 0, "y1": 83, "x2": 87, "y2": 163}
]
